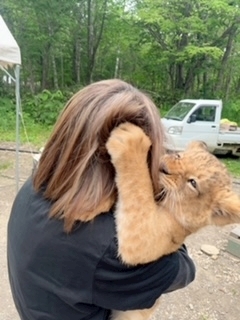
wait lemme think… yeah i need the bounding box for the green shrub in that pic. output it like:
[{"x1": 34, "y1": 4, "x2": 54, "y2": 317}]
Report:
[
  {"x1": 0, "y1": 96, "x2": 52, "y2": 145},
  {"x1": 222, "y1": 100, "x2": 240, "y2": 125},
  {"x1": 22, "y1": 89, "x2": 71, "y2": 126},
  {"x1": 0, "y1": 97, "x2": 16, "y2": 132},
  {"x1": 0, "y1": 89, "x2": 76, "y2": 145}
]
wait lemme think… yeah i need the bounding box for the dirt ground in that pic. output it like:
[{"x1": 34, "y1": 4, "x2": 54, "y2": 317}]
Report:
[{"x1": 0, "y1": 144, "x2": 240, "y2": 320}]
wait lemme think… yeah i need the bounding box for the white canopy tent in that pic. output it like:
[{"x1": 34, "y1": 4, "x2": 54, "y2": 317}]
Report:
[{"x1": 0, "y1": 15, "x2": 21, "y2": 191}]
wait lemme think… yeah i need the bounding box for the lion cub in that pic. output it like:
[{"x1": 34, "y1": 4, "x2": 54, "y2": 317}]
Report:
[{"x1": 106, "y1": 122, "x2": 240, "y2": 320}]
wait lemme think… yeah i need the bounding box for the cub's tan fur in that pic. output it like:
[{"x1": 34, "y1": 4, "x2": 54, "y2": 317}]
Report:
[{"x1": 106, "y1": 122, "x2": 240, "y2": 320}]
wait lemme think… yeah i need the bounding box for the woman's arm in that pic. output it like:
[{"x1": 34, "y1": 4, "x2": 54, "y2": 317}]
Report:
[
  {"x1": 164, "y1": 244, "x2": 195, "y2": 293},
  {"x1": 92, "y1": 239, "x2": 195, "y2": 312}
]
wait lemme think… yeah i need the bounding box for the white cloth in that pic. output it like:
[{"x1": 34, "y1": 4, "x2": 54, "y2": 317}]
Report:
[{"x1": 0, "y1": 15, "x2": 21, "y2": 67}]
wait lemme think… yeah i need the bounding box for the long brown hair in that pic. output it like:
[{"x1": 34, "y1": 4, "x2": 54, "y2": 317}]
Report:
[{"x1": 33, "y1": 79, "x2": 166, "y2": 231}]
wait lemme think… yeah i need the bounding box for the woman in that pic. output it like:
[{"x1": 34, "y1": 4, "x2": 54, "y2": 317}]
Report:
[{"x1": 7, "y1": 79, "x2": 195, "y2": 320}]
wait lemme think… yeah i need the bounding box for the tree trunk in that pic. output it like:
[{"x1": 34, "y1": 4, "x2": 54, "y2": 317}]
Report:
[
  {"x1": 114, "y1": 48, "x2": 120, "y2": 78},
  {"x1": 51, "y1": 53, "x2": 59, "y2": 90},
  {"x1": 87, "y1": 0, "x2": 108, "y2": 83},
  {"x1": 225, "y1": 68, "x2": 232, "y2": 100},
  {"x1": 175, "y1": 63, "x2": 184, "y2": 90},
  {"x1": 215, "y1": 24, "x2": 237, "y2": 93},
  {"x1": 28, "y1": 61, "x2": 36, "y2": 94},
  {"x1": 87, "y1": 0, "x2": 94, "y2": 83},
  {"x1": 203, "y1": 72, "x2": 207, "y2": 97},
  {"x1": 75, "y1": 38, "x2": 81, "y2": 84},
  {"x1": 60, "y1": 50, "x2": 64, "y2": 88},
  {"x1": 41, "y1": 51, "x2": 49, "y2": 90}
]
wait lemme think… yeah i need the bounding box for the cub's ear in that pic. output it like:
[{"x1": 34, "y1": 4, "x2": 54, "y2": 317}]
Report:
[{"x1": 212, "y1": 190, "x2": 240, "y2": 226}]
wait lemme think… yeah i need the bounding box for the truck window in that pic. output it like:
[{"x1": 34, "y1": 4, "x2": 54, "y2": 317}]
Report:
[
  {"x1": 164, "y1": 102, "x2": 195, "y2": 121},
  {"x1": 191, "y1": 106, "x2": 216, "y2": 122}
]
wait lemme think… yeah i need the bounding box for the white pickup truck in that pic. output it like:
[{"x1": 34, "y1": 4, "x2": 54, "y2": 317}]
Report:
[{"x1": 161, "y1": 99, "x2": 240, "y2": 157}]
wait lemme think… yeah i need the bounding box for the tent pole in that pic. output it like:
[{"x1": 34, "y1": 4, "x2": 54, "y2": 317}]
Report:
[{"x1": 15, "y1": 65, "x2": 20, "y2": 192}]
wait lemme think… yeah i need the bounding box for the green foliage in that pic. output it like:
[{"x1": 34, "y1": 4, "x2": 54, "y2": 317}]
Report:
[
  {"x1": 0, "y1": 96, "x2": 52, "y2": 145},
  {"x1": 178, "y1": 46, "x2": 223, "y2": 62},
  {"x1": 0, "y1": 116, "x2": 52, "y2": 147},
  {"x1": 222, "y1": 100, "x2": 240, "y2": 125},
  {"x1": 0, "y1": 91, "x2": 69, "y2": 145},
  {"x1": 19, "y1": 120, "x2": 52, "y2": 146},
  {"x1": 0, "y1": 98, "x2": 16, "y2": 131},
  {"x1": 22, "y1": 90, "x2": 70, "y2": 125},
  {"x1": 1, "y1": 0, "x2": 240, "y2": 106}
]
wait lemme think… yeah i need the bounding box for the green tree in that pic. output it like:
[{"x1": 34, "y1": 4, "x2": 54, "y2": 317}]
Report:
[{"x1": 135, "y1": 0, "x2": 240, "y2": 99}]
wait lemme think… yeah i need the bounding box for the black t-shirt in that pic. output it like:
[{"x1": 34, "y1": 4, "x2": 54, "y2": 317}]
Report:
[{"x1": 7, "y1": 178, "x2": 195, "y2": 320}]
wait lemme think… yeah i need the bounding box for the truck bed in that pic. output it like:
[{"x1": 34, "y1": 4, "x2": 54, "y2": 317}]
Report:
[
  {"x1": 219, "y1": 127, "x2": 240, "y2": 134},
  {"x1": 218, "y1": 127, "x2": 240, "y2": 146}
]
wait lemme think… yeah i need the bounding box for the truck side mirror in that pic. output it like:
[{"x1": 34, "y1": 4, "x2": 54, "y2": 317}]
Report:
[{"x1": 187, "y1": 114, "x2": 197, "y2": 123}]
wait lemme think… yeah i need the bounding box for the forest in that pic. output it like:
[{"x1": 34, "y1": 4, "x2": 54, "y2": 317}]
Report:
[{"x1": 1, "y1": 0, "x2": 240, "y2": 126}]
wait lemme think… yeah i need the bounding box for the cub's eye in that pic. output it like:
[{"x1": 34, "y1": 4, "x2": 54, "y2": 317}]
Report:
[{"x1": 188, "y1": 178, "x2": 197, "y2": 189}]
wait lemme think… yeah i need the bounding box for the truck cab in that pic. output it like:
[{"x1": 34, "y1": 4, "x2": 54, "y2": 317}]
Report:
[{"x1": 161, "y1": 99, "x2": 240, "y2": 156}]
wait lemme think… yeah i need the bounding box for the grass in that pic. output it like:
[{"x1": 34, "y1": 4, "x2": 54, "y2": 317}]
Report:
[
  {"x1": 0, "y1": 123, "x2": 52, "y2": 148},
  {"x1": 0, "y1": 161, "x2": 11, "y2": 172},
  {"x1": 220, "y1": 157, "x2": 240, "y2": 178}
]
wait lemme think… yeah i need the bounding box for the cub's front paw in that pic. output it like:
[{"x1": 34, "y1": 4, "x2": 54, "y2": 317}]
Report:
[{"x1": 106, "y1": 122, "x2": 151, "y2": 163}]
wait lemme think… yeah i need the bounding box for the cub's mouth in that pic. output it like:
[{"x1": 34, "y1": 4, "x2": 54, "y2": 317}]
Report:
[
  {"x1": 159, "y1": 162, "x2": 171, "y2": 175},
  {"x1": 155, "y1": 188, "x2": 167, "y2": 202},
  {"x1": 160, "y1": 167, "x2": 170, "y2": 175},
  {"x1": 157, "y1": 163, "x2": 170, "y2": 202}
]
